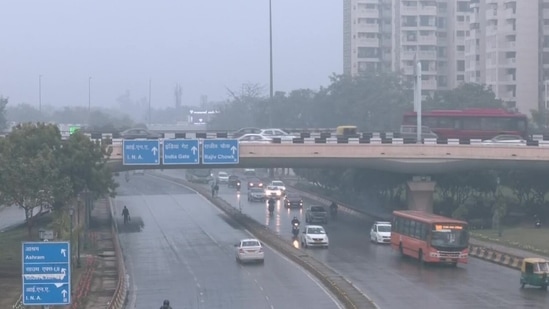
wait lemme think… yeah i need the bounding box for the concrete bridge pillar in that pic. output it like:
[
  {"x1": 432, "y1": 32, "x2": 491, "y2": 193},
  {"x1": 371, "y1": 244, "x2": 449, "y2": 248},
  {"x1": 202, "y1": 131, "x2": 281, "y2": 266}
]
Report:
[{"x1": 406, "y1": 176, "x2": 436, "y2": 213}]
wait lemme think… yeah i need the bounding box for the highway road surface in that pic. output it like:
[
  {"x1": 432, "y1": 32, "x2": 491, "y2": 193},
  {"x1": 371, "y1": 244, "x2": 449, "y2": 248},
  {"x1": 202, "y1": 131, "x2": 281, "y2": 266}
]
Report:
[{"x1": 113, "y1": 172, "x2": 344, "y2": 309}]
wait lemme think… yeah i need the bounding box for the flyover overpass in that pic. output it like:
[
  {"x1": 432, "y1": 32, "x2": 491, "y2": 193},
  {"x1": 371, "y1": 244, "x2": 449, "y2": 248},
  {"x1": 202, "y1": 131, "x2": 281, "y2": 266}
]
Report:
[{"x1": 100, "y1": 135, "x2": 549, "y2": 214}]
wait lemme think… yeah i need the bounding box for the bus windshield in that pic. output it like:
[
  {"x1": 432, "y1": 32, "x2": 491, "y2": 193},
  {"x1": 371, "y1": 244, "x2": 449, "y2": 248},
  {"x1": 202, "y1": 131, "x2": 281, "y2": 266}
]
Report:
[{"x1": 431, "y1": 229, "x2": 468, "y2": 247}]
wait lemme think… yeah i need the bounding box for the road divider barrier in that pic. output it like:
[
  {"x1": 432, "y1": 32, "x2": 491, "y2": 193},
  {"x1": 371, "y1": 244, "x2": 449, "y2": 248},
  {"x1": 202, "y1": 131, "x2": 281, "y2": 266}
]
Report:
[
  {"x1": 107, "y1": 198, "x2": 129, "y2": 309},
  {"x1": 154, "y1": 172, "x2": 378, "y2": 309},
  {"x1": 468, "y1": 245, "x2": 522, "y2": 269}
]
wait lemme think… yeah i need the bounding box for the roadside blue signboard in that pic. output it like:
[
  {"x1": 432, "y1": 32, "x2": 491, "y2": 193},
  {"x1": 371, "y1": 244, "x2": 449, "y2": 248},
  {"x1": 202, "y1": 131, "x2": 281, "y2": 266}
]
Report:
[
  {"x1": 123, "y1": 140, "x2": 160, "y2": 165},
  {"x1": 163, "y1": 139, "x2": 199, "y2": 165},
  {"x1": 22, "y1": 242, "x2": 71, "y2": 306},
  {"x1": 202, "y1": 139, "x2": 239, "y2": 164}
]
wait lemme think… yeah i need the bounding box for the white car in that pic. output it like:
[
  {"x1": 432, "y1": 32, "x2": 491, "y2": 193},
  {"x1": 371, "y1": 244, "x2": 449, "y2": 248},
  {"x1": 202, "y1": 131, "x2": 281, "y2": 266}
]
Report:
[
  {"x1": 481, "y1": 134, "x2": 526, "y2": 146},
  {"x1": 269, "y1": 180, "x2": 286, "y2": 192},
  {"x1": 238, "y1": 134, "x2": 273, "y2": 144},
  {"x1": 235, "y1": 238, "x2": 264, "y2": 263},
  {"x1": 370, "y1": 221, "x2": 392, "y2": 244},
  {"x1": 133, "y1": 170, "x2": 145, "y2": 175},
  {"x1": 301, "y1": 225, "x2": 329, "y2": 248},
  {"x1": 259, "y1": 128, "x2": 298, "y2": 141},
  {"x1": 264, "y1": 185, "x2": 283, "y2": 199},
  {"x1": 244, "y1": 168, "x2": 256, "y2": 176},
  {"x1": 217, "y1": 171, "x2": 229, "y2": 183}
]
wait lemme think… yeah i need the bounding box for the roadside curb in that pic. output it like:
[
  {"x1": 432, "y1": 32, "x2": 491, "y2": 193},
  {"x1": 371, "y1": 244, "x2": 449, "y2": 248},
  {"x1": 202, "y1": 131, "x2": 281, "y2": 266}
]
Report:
[
  {"x1": 280, "y1": 180, "x2": 530, "y2": 270},
  {"x1": 154, "y1": 172, "x2": 378, "y2": 309},
  {"x1": 106, "y1": 197, "x2": 128, "y2": 309}
]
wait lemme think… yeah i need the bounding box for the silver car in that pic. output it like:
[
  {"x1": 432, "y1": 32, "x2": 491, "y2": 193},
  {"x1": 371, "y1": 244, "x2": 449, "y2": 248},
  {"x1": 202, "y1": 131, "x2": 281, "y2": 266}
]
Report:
[{"x1": 234, "y1": 239, "x2": 264, "y2": 263}]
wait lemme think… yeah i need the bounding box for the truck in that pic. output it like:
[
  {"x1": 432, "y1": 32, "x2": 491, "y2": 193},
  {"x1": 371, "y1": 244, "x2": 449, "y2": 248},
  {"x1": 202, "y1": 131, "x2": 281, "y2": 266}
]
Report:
[
  {"x1": 305, "y1": 205, "x2": 328, "y2": 224},
  {"x1": 185, "y1": 169, "x2": 213, "y2": 184}
]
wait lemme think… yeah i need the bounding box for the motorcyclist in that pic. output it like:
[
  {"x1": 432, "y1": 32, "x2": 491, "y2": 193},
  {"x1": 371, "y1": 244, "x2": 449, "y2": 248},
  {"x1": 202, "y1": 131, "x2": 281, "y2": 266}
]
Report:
[
  {"x1": 291, "y1": 216, "x2": 300, "y2": 226},
  {"x1": 160, "y1": 299, "x2": 172, "y2": 309},
  {"x1": 122, "y1": 206, "x2": 130, "y2": 224},
  {"x1": 236, "y1": 181, "x2": 241, "y2": 191},
  {"x1": 268, "y1": 197, "x2": 275, "y2": 212}
]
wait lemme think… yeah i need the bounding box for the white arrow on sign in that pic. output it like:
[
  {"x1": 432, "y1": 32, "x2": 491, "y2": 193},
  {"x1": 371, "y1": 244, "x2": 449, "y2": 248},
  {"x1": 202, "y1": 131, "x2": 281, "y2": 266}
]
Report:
[
  {"x1": 230, "y1": 146, "x2": 237, "y2": 155},
  {"x1": 191, "y1": 146, "x2": 197, "y2": 155},
  {"x1": 60, "y1": 249, "x2": 66, "y2": 257},
  {"x1": 151, "y1": 147, "x2": 158, "y2": 156},
  {"x1": 61, "y1": 289, "x2": 68, "y2": 298}
]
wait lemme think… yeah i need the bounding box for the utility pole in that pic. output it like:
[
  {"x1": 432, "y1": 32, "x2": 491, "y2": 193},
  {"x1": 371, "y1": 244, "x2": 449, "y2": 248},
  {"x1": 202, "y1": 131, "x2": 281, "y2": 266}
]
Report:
[
  {"x1": 148, "y1": 78, "x2": 152, "y2": 125},
  {"x1": 39, "y1": 74, "x2": 42, "y2": 113},
  {"x1": 269, "y1": 0, "x2": 274, "y2": 127}
]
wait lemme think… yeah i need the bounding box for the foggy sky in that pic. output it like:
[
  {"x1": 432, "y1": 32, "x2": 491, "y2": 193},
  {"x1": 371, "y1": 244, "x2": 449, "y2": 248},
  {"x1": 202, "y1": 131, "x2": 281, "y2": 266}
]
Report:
[{"x1": 0, "y1": 0, "x2": 342, "y2": 109}]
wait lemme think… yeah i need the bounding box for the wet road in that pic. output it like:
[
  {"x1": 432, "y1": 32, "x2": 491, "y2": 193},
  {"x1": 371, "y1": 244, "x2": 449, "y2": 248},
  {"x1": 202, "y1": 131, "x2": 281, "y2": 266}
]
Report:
[
  {"x1": 113, "y1": 173, "x2": 343, "y2": 309},
  {"x1": 160, "y1": 169, "x2": 549, "y2": 309}
]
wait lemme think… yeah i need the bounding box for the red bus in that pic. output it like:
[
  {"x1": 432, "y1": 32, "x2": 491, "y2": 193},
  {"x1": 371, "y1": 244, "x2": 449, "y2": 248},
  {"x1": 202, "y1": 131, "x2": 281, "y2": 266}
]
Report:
[
  {"x1": 402, "y1": 108, "x2": 528, "y2": 140},
  {"x1": 391, "y1": 210, "x2": 469, "y2": 266}
]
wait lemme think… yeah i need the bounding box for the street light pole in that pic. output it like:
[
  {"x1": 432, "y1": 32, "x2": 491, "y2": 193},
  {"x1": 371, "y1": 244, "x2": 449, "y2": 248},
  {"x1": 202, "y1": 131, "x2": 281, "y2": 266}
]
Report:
[
  {"x1": 268, "y1": 0, "x2": 274, "y2": 127},
  {"x1": 148, "y1": 78, "x2": 152, "y2": 125},
  {"x1": 38, "y1": 74, "x2": 42, "y2": 113},
  {"x1": 69, "y1": 208, "x2": 74, "y2": 267},
  {"x1": 88, "y1": 77, "x2": 92, "y2": 125},
  {"x1": 77, "y1": 201, "x2": 81, "y2": 268}
]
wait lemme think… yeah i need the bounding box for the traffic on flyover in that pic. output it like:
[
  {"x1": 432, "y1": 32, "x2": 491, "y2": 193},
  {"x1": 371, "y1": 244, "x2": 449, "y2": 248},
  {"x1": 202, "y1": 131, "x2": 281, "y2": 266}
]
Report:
[{"x1": 114, "y1": 168, "x2": 549, "y2": 309}]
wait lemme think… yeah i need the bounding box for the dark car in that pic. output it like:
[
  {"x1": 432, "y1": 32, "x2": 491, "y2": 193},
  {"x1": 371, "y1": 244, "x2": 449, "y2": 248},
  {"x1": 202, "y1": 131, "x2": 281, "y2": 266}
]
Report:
[
  {"x1": 284, "y1": 193, "x2": 303, "y2": 209},
  {"x1": 247, "y1": 177, "x2": 264, "y2": 189},
  {"x1": 247, "y1": 187, "x2": 266, "y2": 202},
  {"x1": 305, "y1": 205, "x2": 328, "y2": 224},
  {"x1": 232, "y1": 127, "x2": 261, "y2": 138},
  {"x1": 120, "y1": 128, "x2": 161, "y2": 139},
  {"x1": 228, "y1": 175, "x2": 240, "y2": 188}
]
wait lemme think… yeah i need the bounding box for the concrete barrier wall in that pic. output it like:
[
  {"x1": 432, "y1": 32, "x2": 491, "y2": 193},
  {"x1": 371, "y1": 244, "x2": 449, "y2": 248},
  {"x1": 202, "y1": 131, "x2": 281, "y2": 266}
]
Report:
[
  {"x1": 107, "y1": 198, "x2": 129, "y2": 309},
  {"x1": 155, "y1": 173, "x2": 378, "y2": 309},
  {"x1": 283, "y1": 182, "x2": 526, "y2": 270}
]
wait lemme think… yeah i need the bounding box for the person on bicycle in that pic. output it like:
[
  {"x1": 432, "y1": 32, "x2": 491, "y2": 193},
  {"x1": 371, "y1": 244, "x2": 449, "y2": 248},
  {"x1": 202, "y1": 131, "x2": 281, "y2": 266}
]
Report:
[{"x1": 122, "y1": 206, "x2": 130, "y2": 224}]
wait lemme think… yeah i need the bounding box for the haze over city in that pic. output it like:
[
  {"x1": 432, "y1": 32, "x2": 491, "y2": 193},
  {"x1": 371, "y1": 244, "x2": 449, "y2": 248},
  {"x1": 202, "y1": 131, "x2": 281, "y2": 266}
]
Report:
[{"x1": 0, "y1": 0, "x2": 342, "y2": 109}]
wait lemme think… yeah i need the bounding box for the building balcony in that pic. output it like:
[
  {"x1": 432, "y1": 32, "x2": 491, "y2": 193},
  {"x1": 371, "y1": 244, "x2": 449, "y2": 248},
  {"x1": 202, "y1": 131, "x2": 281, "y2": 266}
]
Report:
[
  {"x1": 358, "y1": 9, "x2": 380, "y2": 18},
  {"x1": 401, "y1": 6, "x2": 418, "y2": 15},
  {"x1": 418, "y1": 6, "x2": 437, "y2": 16},
  {"x1": 356, "y1": 23, "x2": 380, "y2": 33},
  {"x1": 418, "y1": 50, "x2": 437, "y2": 59},
  {"x1": 401, "y1": 50, "x2": 416, "y2": 60},
  {"x1": 417, "y1": 36, "x2": 437, "y2": 45},
  {"x1": 501, "y1": 25, "x2": 516, "y2": 33},
  {"x1": 421, "y1": 79, "x2": 438, "y2": 90},
  {"x1": 504, "y1": 9, "x2": 516, "y2": 19},
  {"x1": 356, "y1": 38, "x2": 380, "y2": 47}
]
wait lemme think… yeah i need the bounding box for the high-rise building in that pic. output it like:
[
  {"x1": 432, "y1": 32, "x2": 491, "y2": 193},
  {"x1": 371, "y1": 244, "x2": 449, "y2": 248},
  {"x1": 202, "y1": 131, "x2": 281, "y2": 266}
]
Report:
[{"x1": 344, "y1": 0, "x2": 547, "y2": 114}]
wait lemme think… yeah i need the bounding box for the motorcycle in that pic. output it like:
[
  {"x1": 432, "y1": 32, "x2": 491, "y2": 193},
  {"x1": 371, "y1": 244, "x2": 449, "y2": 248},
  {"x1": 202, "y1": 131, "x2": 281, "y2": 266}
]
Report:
[
  {"x1": 236, "y1": 181, "x2": 241, "y2": 191},
  {"x1": 535, "y1": 219, "x2": 542, "y2": 229},
  {"x1": 292, "y1": 222, "x2": 300, "y2": 237},
  {"x1": 268, "y1": 201, "x2": 275, "y2": 214}
]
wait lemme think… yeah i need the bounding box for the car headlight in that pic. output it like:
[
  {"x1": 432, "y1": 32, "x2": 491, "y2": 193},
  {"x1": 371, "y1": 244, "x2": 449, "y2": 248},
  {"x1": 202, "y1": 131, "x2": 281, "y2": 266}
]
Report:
[{"x1": 306, "y1": 236, "x2": 312, "y2": 240}]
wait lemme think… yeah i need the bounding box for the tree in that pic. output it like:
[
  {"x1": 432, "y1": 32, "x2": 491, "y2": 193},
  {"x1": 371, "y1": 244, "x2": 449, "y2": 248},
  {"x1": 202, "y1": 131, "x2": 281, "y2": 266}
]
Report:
[
  {"x1": 0, "y1": 96, "x2": 7, "y2": 130},
  {"x1": 0, "y1": 123, "x2": 67, "y2": 235},
  {"x1": 424, "y1": 83, "x2": 504, "y2": 110},
  {"x1": 5, "y1": 102, "x2": 43, "y2": 124}
]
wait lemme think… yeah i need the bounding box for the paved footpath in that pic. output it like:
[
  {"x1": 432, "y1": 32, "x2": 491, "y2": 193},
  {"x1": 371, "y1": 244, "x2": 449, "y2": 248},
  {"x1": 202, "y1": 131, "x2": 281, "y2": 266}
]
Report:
[{"x1": 83, "y1": 198, "x2": 118, "y2": 309}]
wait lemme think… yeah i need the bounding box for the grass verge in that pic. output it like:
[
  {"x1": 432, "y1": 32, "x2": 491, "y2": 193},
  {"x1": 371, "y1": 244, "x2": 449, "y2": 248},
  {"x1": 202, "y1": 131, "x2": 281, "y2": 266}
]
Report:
[{"x1": 471, "y1": 227, "x2": 549, "y2": 256}]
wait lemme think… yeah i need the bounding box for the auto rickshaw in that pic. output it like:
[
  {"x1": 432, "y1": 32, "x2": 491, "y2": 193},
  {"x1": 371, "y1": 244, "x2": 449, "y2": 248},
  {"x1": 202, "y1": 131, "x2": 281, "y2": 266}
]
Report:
[
  {"x1": 335, "y1": 125, "x2": 360, "y2": 138},
  {"x1": 520, "y1": 258, "x2": 549, "y2": 290}
]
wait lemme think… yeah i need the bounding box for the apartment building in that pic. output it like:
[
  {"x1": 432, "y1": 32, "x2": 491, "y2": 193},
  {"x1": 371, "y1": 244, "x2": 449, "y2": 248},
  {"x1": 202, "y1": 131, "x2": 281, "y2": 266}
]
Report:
[
  {"x1": 344, "y1": 0, "x2": 468, "y2": 94},
  {"x1": 345, "y1": 0, "x2": 546, "y2": 113}
]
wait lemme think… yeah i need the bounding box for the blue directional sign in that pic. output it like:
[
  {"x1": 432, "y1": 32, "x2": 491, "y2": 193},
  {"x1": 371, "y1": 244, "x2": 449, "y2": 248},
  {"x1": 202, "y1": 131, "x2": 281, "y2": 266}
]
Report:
[
  {"x1": 123, "y1": 140, "x2": 160, "y2": 165},
  {"x1": 163, "y1": 139, "x2": 199, "y2": 165},
  {"x1": 22, "y1": 242, "x2": 71, "y2": 306},
  {"x1": 202, "y1": 139, "x2": 239, "y2": 164}
]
